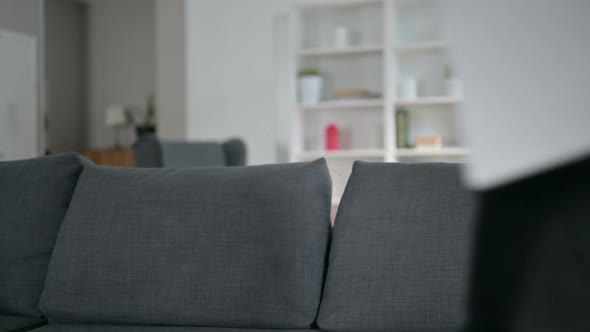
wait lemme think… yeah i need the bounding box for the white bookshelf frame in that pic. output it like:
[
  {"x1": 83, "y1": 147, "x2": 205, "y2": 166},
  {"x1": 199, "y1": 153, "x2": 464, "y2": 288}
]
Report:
[
  {"x1": 286, "y1": 0, "x2": 466, "y2": 203},
  {"x1": 297, "y1": 44, "x2": 384, "y2": 56}
]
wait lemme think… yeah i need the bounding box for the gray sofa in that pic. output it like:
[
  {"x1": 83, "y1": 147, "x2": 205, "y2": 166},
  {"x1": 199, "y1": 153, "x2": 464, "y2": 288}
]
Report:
[{"x1": 0, "y1": 153, "x2": 475, "y2": 332}]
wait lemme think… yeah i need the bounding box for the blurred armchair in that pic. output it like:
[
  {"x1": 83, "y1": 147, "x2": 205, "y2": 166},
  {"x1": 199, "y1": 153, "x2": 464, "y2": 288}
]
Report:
[{"x1": 132, "y1": 133, "x2": 247, "y2": 168}]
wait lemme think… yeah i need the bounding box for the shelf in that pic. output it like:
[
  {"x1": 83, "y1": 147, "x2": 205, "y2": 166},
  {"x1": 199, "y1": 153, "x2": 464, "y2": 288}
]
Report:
[
  {"x1": 393, "y1": 40, "x2": 447, "y2": 53},
  {"x1": 300, "y1": 99, "x2": 384, "y2": 111},
  {"x1": 396, "y1": 0, "x2": 436, "y2": 6},
  {"x1": 297, "y1": 45, "x2": 383, "y2": 56},
  {"x1": 299, "y1": 149, "x2": 385, "y2": 160},
  {"x1": 301, "y1": 147, "x2": 468, "y2": 160},
  {"x1": 395, "y1": 96, "x2": 461, "y2": 107},
  {"x1": 295, "y1": 0, "x2": 382, "y2": 11},
  {"x1": 395, "y1": 147, "x2": 468, "y2": 158}
]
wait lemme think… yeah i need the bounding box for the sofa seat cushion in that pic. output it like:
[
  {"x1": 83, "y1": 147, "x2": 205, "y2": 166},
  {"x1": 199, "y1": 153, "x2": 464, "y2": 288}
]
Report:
[
  {"x1": 0, "y1": 153, "x2": 86, "y2": 317},
  {"x1": 0, "y1": 314, "x2": 46, "y2": 332},
  {"x1": 32, "y1": 324, "x2": 316, "y2": 332},
  {"x1": 317, "y1": 162, "x2": 476, "y2": 332},
  {"x1": 39, "y1": 160, "x2": 332, "y2": 329}
]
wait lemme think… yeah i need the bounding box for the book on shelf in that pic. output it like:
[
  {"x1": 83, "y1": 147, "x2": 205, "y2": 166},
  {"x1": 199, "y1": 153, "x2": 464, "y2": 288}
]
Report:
[{"x1": 396, "y1": 108, "x2": 410, "y2": 148}]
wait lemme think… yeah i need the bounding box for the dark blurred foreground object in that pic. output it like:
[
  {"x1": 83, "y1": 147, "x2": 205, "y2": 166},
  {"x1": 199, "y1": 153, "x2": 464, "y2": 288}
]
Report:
[
  {"x1": 440, "y1": 2, "x2": 590, "y2": 329},
  {"x1": 132, "y1": 133, "x2": 247, "y2": 167},
  {"x1": 467, "y1": 155, "x2": 590, "y2": 332}
]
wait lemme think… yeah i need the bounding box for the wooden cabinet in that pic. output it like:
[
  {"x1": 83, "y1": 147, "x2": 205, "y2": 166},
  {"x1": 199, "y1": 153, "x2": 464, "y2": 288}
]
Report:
[{"x1": 84, "y1": 149, "x2": 135, "y2": 167}]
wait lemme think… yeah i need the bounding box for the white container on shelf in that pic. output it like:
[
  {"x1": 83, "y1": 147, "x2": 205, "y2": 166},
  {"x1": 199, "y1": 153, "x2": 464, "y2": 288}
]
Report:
[
  {"x1": 445, "y1": 78, "x2": 463, "y2": 98},
  {"x1": 299, "y1": 76, "x2": 323, "y2": 105},
  {"x1": 334, "y1": 27, "x2": 350, "y2": 49},
  {"x1": 399, "y1": 78, "x2": 418, "y2": 100}
]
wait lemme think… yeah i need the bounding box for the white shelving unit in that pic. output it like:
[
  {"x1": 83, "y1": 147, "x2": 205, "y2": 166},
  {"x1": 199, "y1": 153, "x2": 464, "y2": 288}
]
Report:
[
  {"x1": 396, "y1": 147, "x2": 468, "y2": 158},
  {"x1": 393, "y1": 40, "x2": 447, "y2": 53},
  {"x1": 299, "y1": 148, "x2": 386, "y2": 160},
  {"x1": 284, "y1": 0, "x2": 467, "y2": 203},
  {"x1": 297, "y1": 44, "x2": 383, "y2": 56},
  {"x1": 300, "y1": 99, "x2": 384, "y2": 111},
  {"x1": 395, "y1": 96, "x2": 460, "y2": 107}
]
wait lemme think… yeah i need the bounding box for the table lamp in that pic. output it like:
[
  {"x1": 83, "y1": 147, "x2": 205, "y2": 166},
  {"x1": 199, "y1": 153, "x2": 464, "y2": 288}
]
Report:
[{"x1": 105, "y1": 105, "x2": 129, "y2": 148}]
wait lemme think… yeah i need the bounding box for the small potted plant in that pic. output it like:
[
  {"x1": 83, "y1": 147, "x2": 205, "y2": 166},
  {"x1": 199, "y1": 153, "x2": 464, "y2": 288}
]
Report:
[
  {"x1": 298, "y1": 69, "x2": 323, "y2": 105},
  {"x1": 136, "y1": 94, "x2": 157, "y2": 137}
]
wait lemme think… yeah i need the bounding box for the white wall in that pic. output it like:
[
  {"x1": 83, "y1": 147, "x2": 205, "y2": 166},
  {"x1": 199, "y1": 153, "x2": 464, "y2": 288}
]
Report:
[
  {"x1": 157, "y1": 0, "x2": 389, "y2": 165},
  {"x1": 86, "y1": 0, "x2": 155, "y2": 149},
  {"x1": 45, "y1": 0, "x2": 87, "y2": 153},
  {"x1": 0, "y1": 0, "x2": 42, "y2": 36},
  {"x1": 182, "y1": 0, "x2": 396, "y2": 165},
  {"x1": 185, "y1": 0, "x2": 286, "y2": 164},
  {"x1": 0, "y1": 0, "x2": 44, "y2": 156},
  {"x1": 155, "y1": 0, "x2": 187, "y2": 140},
  {"x1": 0, "y1": 30, "x2": 38, "y2": 160}
]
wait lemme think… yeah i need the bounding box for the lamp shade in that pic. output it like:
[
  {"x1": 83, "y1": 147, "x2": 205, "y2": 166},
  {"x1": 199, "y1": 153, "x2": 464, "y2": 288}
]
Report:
[{"x1": 105, "y1": 105, "x2": 127, "y2": 127}]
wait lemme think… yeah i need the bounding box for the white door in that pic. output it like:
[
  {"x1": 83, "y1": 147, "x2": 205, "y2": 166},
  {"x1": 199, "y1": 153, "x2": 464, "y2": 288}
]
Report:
[{"x1": 0, "y1": 29, "x2": 38, "y2": 161}]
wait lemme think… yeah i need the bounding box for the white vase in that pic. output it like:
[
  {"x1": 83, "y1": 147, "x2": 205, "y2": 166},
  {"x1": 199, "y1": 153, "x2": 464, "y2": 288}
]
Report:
[
  {"x1": 299, "y1": 76, "x2": 323, "y2": 105},
  {"x1": 399, "y1": 78, "x2": 418, "y2": 100},
  {"x1": 446, "y1": 78, "x2": 463, "y2": 98},
  {"x1": 334, "y1": 27, "x2": 350, "y2": 49}
]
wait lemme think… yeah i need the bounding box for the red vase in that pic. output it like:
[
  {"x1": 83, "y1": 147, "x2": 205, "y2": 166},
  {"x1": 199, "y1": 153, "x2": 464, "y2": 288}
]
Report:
[{"x1": 326, "y1": 124, "x2": 340, "y2": 151}]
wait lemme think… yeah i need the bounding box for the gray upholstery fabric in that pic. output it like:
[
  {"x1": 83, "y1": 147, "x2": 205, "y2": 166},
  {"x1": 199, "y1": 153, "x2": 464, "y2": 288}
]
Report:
[
  {"x1": 317, "y1": 162, "x2": 476, "y2": 332},
  {"x1": 133, "y1": 135, "x2": 247, "y2": 168},
  {"x1": 222, "y1": 139, "x2": 247, "y2": 167},
  {"x1": 39, "y1": 160, "x2": 332, "y2": 329},
  {"x1": 0, "y1": 314, "x2": 46, "y2": 332},
  {"x1": 132, "y1": 133, "x2": 163, "y2": 168},
  {"x1": 32, "y1": 325, "x2": 314, "y2": 332},
  {"x1": 161, "y1": 142, "x2": 226, "y2": 167},
  {"x1": 0, "y1": 153, "x2": 86, "y2": 317}
]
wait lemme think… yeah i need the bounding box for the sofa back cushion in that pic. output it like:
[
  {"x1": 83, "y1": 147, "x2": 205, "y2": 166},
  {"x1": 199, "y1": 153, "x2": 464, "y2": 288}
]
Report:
[
  {"x1": 39, "y1": 160, "x2": 332, "y2": 329},
  {"x1": 0, "y1": 153, "x2": 86, "y2": 317},
  {"x1": 317, "y1": 162, "x2": 476, "y2": 332},
  {"x1": 161, "y1": 142, "x2": 226, "y2": 167}
]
